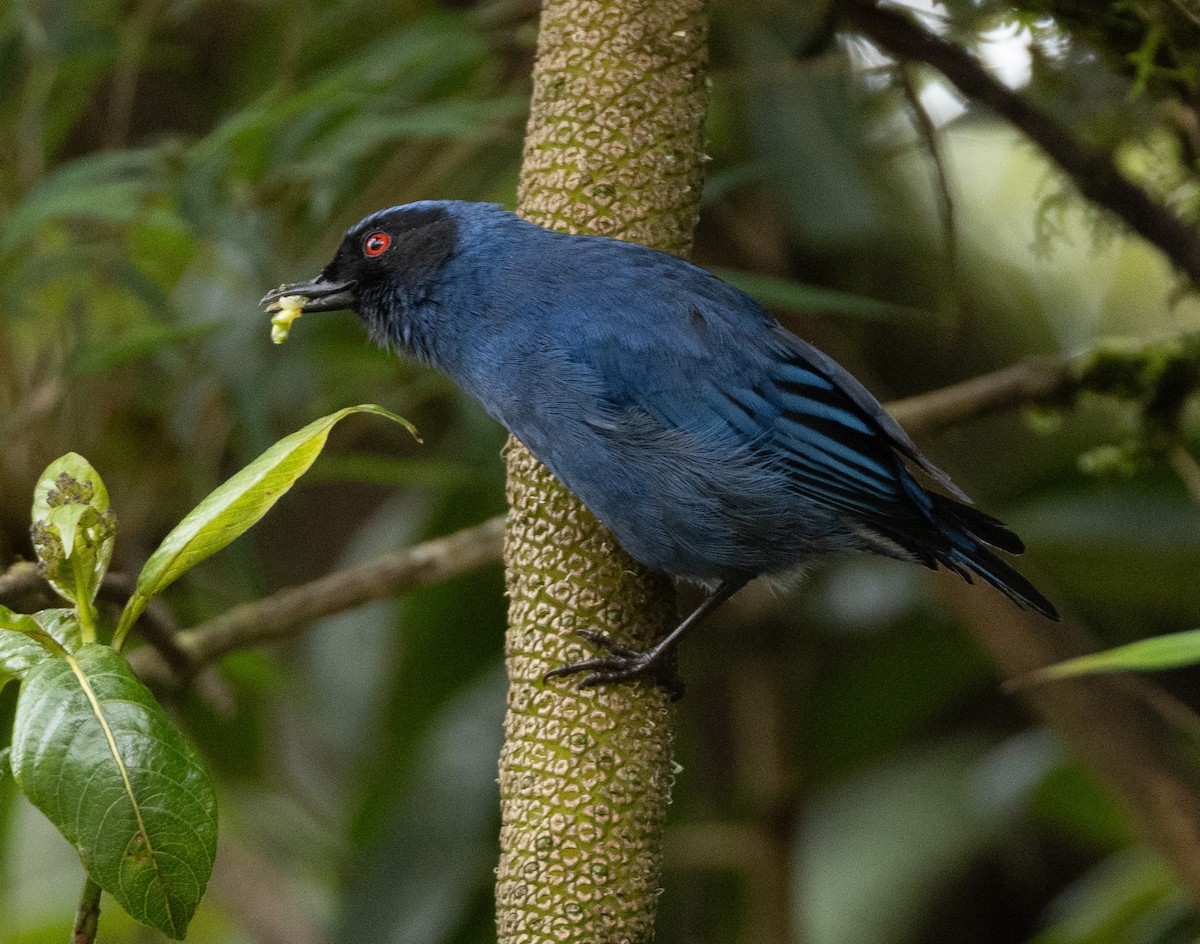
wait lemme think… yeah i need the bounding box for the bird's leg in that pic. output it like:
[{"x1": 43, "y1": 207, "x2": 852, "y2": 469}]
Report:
[{"x1": 544, "y1": 578, "x2": 747, "y2": 696}]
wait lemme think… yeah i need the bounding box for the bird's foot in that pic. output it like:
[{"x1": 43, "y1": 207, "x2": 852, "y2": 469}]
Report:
[{"x1": 543, "y1": 630, "x2": 685, "y2": 700}]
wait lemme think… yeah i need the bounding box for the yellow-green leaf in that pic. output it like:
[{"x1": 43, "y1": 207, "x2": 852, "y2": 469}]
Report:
[
  {"x1": 117, "y1": 405, "x2": 416, "y2": 641},
  {"x1": 1015, "y1": 628, "x2": 1200, "y2": 687},
  {"x1": 30, "y1": 453, "x2": 115, "y2": 608},
  {"x1": 0, "y1": 605, "x2": 73, "y2": 670}
]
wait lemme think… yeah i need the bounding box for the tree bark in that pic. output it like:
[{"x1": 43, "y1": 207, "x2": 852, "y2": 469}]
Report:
[{"x1": 496, "y1": 1, "x2": 709, "y2": 941}]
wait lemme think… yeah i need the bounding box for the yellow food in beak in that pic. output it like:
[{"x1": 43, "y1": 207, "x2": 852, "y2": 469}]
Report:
[{"x1": 270, "y1": 295, "x2": 307, "y2": 344}]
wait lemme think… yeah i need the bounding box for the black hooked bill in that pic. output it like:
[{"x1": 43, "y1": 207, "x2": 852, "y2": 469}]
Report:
[{"x1": 260, "y1": 277, "x2": 357, "y2": 344}]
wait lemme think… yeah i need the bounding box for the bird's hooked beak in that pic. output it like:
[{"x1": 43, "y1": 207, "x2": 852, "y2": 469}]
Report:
[{"x1": 259, "y1": 276, "x2": 357, "y2": 314}]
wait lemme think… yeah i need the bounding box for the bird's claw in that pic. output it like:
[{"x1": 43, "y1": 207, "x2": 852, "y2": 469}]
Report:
[
  {"x1": 543, "y1": 630, "x2": 685, "y2": 699},
  {"x1": 543, "y1": 631, "x2": 650, "y2": 684}
]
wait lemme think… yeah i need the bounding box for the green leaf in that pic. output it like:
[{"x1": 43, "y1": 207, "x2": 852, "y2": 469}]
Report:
[
  {"x1": 0, "y1": 607, "x2": 83, "y2": 686},
  {"x1": 30, "y1": 454, "x2": 116, "y2": 608},
  {"x1": 0, "y1": 652, "x2": 27, "y2": 692},
  {"x1": 1016, "y1": 629, "x2": 1200, "y2": 687},
  {"x1": 1, "y1": 611, "x2": 64, "y2": 690},
  {"x1": 10, "y1": 644, "x2": 217, "y2": 939},
  {"x1": 0, "y1": 604, "x2": 55, "y2": 642},
  {"x1": 118, "y1": 405, "x2": 417, "y2": 640},
  {"x1": 33, "y1": 608, "x2": 86, "y2": 653},
  {"x1": 0, "y1": 605, "x2": 74, "y2": 672},
  {"x1": 1029, "y1": 851, "x2": 1181, "y2": 944},
  {"x1": 0, "y1": 747, "x2": 10, "y2": 781}
]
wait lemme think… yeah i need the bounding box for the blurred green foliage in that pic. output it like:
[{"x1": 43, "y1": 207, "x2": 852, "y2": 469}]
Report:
[{"x1": 2, "y1": 0, "x2": 1200, "y2": 942}]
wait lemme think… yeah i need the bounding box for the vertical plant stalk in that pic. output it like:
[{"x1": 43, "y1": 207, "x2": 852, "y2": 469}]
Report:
[{"x1": 497, "y1": 0, "x2": 709, "y2": 941}]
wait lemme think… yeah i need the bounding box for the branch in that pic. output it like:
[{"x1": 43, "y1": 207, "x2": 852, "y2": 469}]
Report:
[
  {"x1": 898, "y1": 62, "x2": 958, "y2": 284},
  {"x1": 10, "y1": 333, "x2": 1189, "y2": 695},
  {"x1": 840, "y1": 0, "x2": 1200, "y2": 287},
  {"x1": 0, "y1": 563, "x2": 195, "y2": 679},
  {"x1": 888, "y1": 355, "x2": 1076, "y2": 435},
  {"x1": 172, "y1": 514, "x2": 505, "y2": 669}
]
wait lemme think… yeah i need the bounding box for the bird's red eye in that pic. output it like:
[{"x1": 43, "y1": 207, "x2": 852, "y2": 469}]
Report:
[{"x1": 364, "y1": 232, "x2": 391, "y2": 257}]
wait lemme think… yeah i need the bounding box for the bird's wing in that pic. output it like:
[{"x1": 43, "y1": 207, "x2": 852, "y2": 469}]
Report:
[
  {"x1": 564, "y1": 281, "x2": 964, "y2": 527},
  {"x1": 766, "y1": 331, "x2": 971, "y2": 501},
  {"x1": 700, "y1": 349, "x2": 937, "y2": 524}
]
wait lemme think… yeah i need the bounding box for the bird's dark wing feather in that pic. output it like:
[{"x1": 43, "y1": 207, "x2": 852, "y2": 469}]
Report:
[
  {"x1": 757, "y1": 338, "x2": 1027, "y2": 556},
  {"x1": 777, "y1": 336, "x2": 971, "y2": 500},
  {"x1": 525, "y1": 239, "x2": 1054, "y2": 616},
  {"x1": 549, "y1": 240, "x2": 1038, "y2": 550},
  {"x1": 569, "y1": 287, "x2": 948, "y2": 530},
  {"x1": 704, "y1": 373, "x2": 904, "y2": 520}
]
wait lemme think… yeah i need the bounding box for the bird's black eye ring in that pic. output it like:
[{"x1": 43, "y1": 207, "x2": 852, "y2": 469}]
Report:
[{"x1": 364, "y1": 231, "x2": 391, "y2": 257}]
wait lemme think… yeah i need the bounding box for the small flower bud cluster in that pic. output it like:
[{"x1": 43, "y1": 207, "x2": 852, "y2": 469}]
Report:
[
  {"x1": 29, "y1": 521, "x2": 64, "y2": 579},
  {"x1": 45, "y1": 472, "x2": 95, "y2": 507},
  {"x1": 29, "y1": 474, "x2": 117, "y2": 581}
]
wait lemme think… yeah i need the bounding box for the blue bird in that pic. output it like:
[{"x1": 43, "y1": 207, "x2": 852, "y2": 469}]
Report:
[{"x1": 262, "y1": 200, "x2": 1058, "y2": 688}]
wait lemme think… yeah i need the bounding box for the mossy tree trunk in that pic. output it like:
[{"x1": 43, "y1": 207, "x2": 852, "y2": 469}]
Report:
[{"x1": 496, "y1": 0, "x2": 710, "y2": 941}]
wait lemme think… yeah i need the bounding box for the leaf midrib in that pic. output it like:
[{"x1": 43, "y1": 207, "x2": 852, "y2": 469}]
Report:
[{"x1": 66, "y1": 653, "x2": 177, "y2": 933}]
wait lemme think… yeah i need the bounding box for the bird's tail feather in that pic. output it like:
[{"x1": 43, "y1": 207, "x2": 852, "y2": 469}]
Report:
[
  {"x1": 927, "y1": 492, "x2": 1059, "y2": 620},
  {"x1": 930, "y1": 493, "x2": 1024, "y2": 555},
  {"x1": 943, "y1": 541, "x2": 1059, "y2": 620}
]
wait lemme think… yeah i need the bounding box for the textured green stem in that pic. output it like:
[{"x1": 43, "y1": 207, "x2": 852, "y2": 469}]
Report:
[{"x1": 497, "y1": 0, "x2": 709, "y2": 941}]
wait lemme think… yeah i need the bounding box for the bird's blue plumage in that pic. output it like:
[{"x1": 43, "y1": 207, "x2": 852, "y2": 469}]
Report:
[{"x1": 278, "y1": 200, "x2": 1057, "y2": 624}]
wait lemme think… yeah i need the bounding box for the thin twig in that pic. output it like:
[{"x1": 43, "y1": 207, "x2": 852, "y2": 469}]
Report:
[
  {"x1": 172, "y1": 514, "x2": 505, "y2": 668},
  {"x1": 96, "y1": 572, "x2": 192, "y2": 674},
  {"x1": 103, "y1": 0, "x2": 159, "y2": 150},
  {"x1": 0, "y1": 564, "x2": 192, "y2": 672},
  {"x1": 1167, "y1": 0, "x2": 1200, "y2": 29},
  {"x1": 15, "y1": 10, "x2": 53, "y2": 189},
  {"x1": 840, "y1": 0, "x2": 1200, "y2": 287},
  {"x1": 897, "y1": 61, "x2": 958, "y2": 288},
  {"x1": 887, "y1": 354, "x2": 1076, "y2": 435}
]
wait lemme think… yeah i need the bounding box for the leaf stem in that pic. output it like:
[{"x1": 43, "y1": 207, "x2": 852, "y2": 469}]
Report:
[
  {"x1": 112, "y1": 594, "x2": 151, "y2": 652},
  {"x1": 71, "y1": 877, "x2": 102, "y2": 944},
  {"x1": 111, "y1": 600, "x2": 142, "y2": 652},
  {"x1": 74, "y1": 566, "x2": 98, "y2": 646}
]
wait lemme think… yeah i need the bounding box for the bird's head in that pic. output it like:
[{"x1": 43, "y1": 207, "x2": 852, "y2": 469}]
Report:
[{"x1": 260, "y1": 202, "x2": 460, "y2": 344}]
